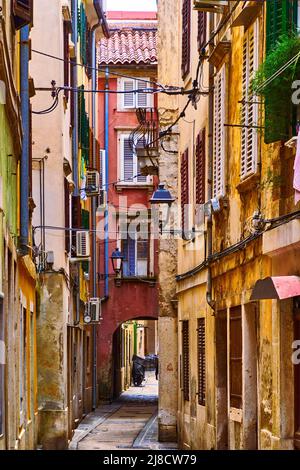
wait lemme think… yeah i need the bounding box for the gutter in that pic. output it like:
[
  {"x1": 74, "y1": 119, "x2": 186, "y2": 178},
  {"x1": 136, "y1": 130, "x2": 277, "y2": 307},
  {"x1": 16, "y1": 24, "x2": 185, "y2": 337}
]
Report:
[
  {"x1": 104, "y1": 66, "x2": 109, "y2": 298},
  {"x1": 71, "y1": 0, "x2": 79, "y2": 196},
  {"x1": 93, "y1": 0, "x2": 110, "y2": 39},
  {"x1": 206, "y1": 12, "x2": 216, "y2": 314},
  {"x1": 20, "y1": 25, "x2": 30, "y2": 256}
]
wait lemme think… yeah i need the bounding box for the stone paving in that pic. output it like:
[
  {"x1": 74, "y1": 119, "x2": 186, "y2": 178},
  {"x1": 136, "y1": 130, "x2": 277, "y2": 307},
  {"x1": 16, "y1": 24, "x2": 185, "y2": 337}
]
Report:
[{"x1": 69, "y1": 372, "x2": 177, "y2": 450}]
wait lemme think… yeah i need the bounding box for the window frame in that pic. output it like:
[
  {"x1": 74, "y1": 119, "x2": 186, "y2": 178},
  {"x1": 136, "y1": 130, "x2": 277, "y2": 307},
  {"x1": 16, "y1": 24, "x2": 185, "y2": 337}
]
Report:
[
  {"x1": 118, "y1": 133, "x2": 152, "y2": 186},
  {"x1": 182, "y1": 320, "x2": 190, "y2": 402},
  {"x1": 118, "y1": 78, "x2": 153, "y2": 111},
  {"x1": 229, "y1": 307, "x2": 243, "y2": 410},
  {"x1": 213, "y1": 64, "x2": 226, "y2": 199},
  {"x1": 240, "y1": 20, "x2": 260, "y2": 180}
]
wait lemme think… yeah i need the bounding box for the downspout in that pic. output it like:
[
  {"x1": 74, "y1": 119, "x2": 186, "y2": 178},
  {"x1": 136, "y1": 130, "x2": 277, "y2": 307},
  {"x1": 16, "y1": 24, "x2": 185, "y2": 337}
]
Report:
[
  {"x1": 20, "y1": 25, "x2": 30, "y2": 255},
  {"x1": 71, "y1": 0, "x2": 79, "y2": 196},
  {"x1": 206, "y1": 13, "x2": 216, "y2": 314},
  {"x1": 91, "y1": 2, "x2": 105, "y2": 410},
  {"x1": 104, "y1": 66, "x2": 109, "y2": 298}
]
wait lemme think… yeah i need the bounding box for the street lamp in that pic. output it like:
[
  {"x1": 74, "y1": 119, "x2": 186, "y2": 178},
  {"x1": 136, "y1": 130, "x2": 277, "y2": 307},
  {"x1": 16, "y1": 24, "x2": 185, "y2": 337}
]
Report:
[
  {"x1": 150, "y1": 183, "x2": 175, "y2": 235},
  {"x1": 150, "y1": 183, "x2": 175, "y2": 206},
  {"x1": 111, "y1": 248, "x2": 124, "y2": 276}
]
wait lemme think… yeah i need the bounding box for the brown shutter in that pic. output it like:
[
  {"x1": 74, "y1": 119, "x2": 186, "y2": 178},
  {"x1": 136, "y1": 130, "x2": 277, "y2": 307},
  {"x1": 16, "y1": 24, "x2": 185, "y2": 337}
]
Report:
[
  {"x1": 230, "y1": 307, "x2": 242, "y2": 409},
  {"x1": 72, "y1": 195, "x2": 81, "y2": 254},
  {"x1": 63, "y1": 21, "x2": 70, "y2": 101},
  {"x1": 196, "y1": 129, "x2": 206, "y2": 205},
  {"x1": 182, "y1": 320, "x2": 190, "y2": 402},
  {"x1": 197, "y1": 318, "x2": 206, "y2": 406},
  {"x1": 64, "y1": 178, "x2": 70, "y2": 252},
  {"x1": 197, "y1": 12, "x2": 207, "y2": 52},
  {"x1": 181, "y1": 149, "x2": 189, "y2": 232},
  {"x1": 181, "y1": 0, "x2": 191, "y2": 79},
  {"x1": 12, "y1": 0, "x2": 33, "y2": 30}
]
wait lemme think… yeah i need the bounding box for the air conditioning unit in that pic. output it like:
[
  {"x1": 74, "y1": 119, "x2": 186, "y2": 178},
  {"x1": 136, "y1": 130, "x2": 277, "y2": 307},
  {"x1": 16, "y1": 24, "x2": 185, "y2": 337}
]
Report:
[
  {"x1": 86, "y1": 170, "x2": 100, "y2": 196},
  {"x1": 76, "y1": 231, "x2": 90, "y2": 257},
  {"x1": 97, "y1": 189, "x2": 107, "y2": 212},
  {"x1": 193, "y1": 1, "x2": 228, "y2": 13},
  {"x1": 84, "y1": 298, "x2": 102, "y2": 324}
]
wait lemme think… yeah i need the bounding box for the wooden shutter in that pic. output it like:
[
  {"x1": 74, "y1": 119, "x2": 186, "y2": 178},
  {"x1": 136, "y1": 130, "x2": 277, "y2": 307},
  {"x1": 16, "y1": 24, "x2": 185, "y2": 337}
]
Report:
[
  {"x1": 123, "y1": 137, "x2": 134, "y2": 181},
  {"x1": 213, "y1": 66, "x2": 226, "y2": 198},
  {"x1": 0, "y1": 298, "x2": 4, "y2": 436},
  {"x1": 72, "y1": 195, "x2": 81, "y2": 254},
  {"x1": 63, "y1": 21, "x2": 70, "y2": 101},
  {"x1": 137, "y1": 79, "x2": 148, "y2": 108},
  {"x1": 64, "y1": 178, "x2": 70, "y2": 253},
  {"x1": 266, "y1": 0, "x2": 297, "y2": 54},
  {"x1": 181, "y1": 0, "x2": 191, "y2": 79},
  {"x1": 241, "y1": 21, "x2": 259, "y2": 180},
  {"x1": 182, "y1": 321, "x2": 190, "y2": 402},
  {"x1": 181, "y1": 149, "x2": 189, "y2": 232},
  {"x1": 197, "y1": 318, "x2": 206, "y2": 406},
  {"x1": 123, "y1": 80, "x2": 135, "y2": 108},
  {"x1": 196, "y1": 129, "x2": 206, "y2": 205},
  {"x1": 230, "y1": 307, "x2": 242, "y2": 409},
  {"x1": 197, "y1": 12, "x2": 207, "y2": 52},
  {"x1": 12, "y1": 0, "x2": 33, "y2": 30}
]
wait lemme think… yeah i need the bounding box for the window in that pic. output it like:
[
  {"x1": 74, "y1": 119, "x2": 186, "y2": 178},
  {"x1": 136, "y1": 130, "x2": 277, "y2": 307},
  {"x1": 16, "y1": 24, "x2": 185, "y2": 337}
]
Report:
[
  {"x1": 12, "y1": 0, "x2": 33, "y2": 30},
  {"x1": 181, "y1": 149, "x2": 189, "y2": 233},
  {"x1": 120, "y1": 78, "x2": 152, "y2": 109},
  {"x1": 197, "y1": 318, "x2": 206, "y2": 406},
  {"x1": 230, "y1": 307, "x2": 242, "y2": 409},
  {"x1": 265, "y1": 0, "x2": 298, "y2": 143},
  {"x1": 119, "y1": 134, "x2": 148, "y2": 184},
  {"x1": 63, "y1": 21, "x2": 71, "y2": 101},
  {"x1": 213, "y1": 65, "x2": 226, "y2": 198},
  {"x1": 241, "y1": 21, "x2": 259, "y2": 180},
  {"x1": 19, "y1": 301, "x2": 27, "y2": 426},
  {"x1": 182, "y1": 0, "x2": 191, "y2": 79},
  {"x1": 121, "y1": 225, "x2": 149, "y2": 277},
  {"x1": 182, "y1": 321, "x2": 190, "y2": 401},
  {"x1": 0, "y1": 296, "x2": 4, "y2": 436},
  {"x1": 64, "y1": 178, "x2": 70, "y2": 253},
  {"x1": 197, "y1": 12, "x2": 207, "y2": 52},
  {"x1": 195, "y1": 129, "x2": 206, "y2": 205}
]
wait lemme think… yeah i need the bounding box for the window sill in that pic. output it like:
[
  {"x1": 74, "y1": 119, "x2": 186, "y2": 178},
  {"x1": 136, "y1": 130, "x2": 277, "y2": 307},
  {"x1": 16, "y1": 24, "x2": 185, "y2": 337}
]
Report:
[
  {"x1": 236, "y1": 173, "x2": 260, "y2": 194},
  {"x1": 115, "y1": 183, "x2": 154, "y2": 192},
  {"x1": 121, "y1": 276, "x2": 157, "y2": 285}
]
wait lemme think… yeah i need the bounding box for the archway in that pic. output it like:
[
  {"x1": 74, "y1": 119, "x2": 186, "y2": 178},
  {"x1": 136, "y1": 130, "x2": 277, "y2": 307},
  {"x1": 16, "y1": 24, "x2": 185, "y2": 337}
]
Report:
[{"x1": 112, "y1": 317, "x2": 158, "y2": 400}]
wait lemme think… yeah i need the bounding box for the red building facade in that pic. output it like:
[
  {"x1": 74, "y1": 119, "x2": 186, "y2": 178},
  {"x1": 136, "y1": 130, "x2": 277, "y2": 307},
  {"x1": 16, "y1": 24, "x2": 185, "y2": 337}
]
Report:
[{"x1": 96, "y1": 11, "x2": 158, "y2": 400}]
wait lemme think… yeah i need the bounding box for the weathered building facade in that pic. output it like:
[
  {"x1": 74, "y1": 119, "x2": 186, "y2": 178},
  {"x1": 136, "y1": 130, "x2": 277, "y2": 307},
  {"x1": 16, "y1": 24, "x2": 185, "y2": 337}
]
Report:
[
  {"x1": 0, "y1": 0, "x2": 38, "y2": 450},
  {"x1": 30, "y1": 0, "x2": 108, "y2": 449},
  {"x1": 97, "y1": 10, "x2": 159, "y2": 401},
  {"x1": 159, "y1": 0, "x2": 300, "y2": 450}
]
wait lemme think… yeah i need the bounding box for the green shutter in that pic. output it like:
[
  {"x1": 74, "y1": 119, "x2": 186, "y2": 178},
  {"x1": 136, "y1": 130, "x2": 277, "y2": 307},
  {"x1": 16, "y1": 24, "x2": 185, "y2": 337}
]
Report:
[
  {"x1": 265, "y1": 0, "x2": 298, "y2": 143},
  {"x1": 81, "y1": 209, "x2": 90, "y2": 273}
]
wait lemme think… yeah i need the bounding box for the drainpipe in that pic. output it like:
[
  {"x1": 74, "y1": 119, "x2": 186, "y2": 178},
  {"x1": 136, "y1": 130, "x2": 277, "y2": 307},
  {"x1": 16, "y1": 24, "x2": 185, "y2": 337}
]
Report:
[
  {"x1": 104, "y1": 66, "x2": 109, "y2": 298},
  {"x1": 20, "y1": 25, "x2": 30, "y2": 256},
  {"x1": 206, "y1": 13, "x2": 216, "y2": 314},
  {"x1": 71, "y1": 0, "x2": 79, "y2": 196}
]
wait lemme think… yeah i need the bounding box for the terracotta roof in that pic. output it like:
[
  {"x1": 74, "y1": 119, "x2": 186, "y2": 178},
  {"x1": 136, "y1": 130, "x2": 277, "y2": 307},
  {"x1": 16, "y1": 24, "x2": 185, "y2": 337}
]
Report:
[{"x1": 98, "y1": 25, "x2": 157, "y2": 65}]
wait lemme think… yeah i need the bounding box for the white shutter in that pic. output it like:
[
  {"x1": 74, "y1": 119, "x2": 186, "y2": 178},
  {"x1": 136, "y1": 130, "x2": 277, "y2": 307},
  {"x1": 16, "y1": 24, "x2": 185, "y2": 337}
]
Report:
[
  {"x1": 123, "y1": 79, "x2": 135, "y2": 108},
  {"x1": 241, "y1": 20, "x2": 259, "y2": 179},
  {"x1": 123, "y1": 136, "x2": 134, "y2": 181},
  {"x1": 213, "y1": 65, "x2": 226, "y2": 198},
  {"x1": 137, "y1": 79, "x2": 148, "y2": 108}
]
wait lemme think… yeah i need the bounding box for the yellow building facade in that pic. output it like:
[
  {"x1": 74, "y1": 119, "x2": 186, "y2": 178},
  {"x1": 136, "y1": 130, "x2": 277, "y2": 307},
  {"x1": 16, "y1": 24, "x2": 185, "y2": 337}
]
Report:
[{"x1": 158, "y1": 0, "x2": 300, "y2": 450}]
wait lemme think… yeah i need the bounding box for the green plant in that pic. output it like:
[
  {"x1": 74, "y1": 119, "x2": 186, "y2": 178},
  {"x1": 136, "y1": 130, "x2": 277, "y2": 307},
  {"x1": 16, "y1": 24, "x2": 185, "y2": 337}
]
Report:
[{"x1": 252, "y1": 33, "x2": 300, "y2": 143}]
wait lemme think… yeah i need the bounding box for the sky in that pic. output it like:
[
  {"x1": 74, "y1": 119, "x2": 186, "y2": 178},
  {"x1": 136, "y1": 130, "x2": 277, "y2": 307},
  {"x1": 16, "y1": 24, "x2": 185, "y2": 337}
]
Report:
[{"x1": 106, "y1": 0, "x2": 157, "y2": 11}]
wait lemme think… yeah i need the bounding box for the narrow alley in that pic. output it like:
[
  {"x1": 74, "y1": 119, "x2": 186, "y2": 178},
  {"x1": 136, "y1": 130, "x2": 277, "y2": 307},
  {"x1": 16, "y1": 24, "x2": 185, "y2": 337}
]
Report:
[{"x1": 70, "y1": 372, "x2": 177, "y2": 450}]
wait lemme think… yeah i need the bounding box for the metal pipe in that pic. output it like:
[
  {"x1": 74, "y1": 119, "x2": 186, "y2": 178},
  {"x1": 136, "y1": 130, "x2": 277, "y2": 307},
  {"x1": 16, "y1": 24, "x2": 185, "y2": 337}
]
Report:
[
  {"x1": 91, "y1": 28, "x2": 98, "y2": 411},
  {"x1": 206, "y1": 13, "x2": 216, "y2": 314},
  {"x1": 20, "y1": 25, "x2": 30, "y2": 255},
  {"x1": 104, "y1": 66, "x2": 109, "y2": 297},
  {"x1": 71, "y1": 0, "x2": 79, "y2": 196}
]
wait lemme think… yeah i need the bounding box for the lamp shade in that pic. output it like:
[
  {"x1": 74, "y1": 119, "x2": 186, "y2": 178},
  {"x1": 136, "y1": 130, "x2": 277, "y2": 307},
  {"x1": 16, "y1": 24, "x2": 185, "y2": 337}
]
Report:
[
  {"x1": 150, "y1": 183, "x2": 175, "y2": 205},
  {"x1": 111, "y1": 248, "x2": 124, "y2": 273}
]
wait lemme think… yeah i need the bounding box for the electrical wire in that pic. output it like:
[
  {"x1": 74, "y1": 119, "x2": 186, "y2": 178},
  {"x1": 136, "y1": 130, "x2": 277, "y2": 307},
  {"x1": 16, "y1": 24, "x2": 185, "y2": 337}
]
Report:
[{"x1": 31, "y1": 47, "x2": 173, "y2": 91}]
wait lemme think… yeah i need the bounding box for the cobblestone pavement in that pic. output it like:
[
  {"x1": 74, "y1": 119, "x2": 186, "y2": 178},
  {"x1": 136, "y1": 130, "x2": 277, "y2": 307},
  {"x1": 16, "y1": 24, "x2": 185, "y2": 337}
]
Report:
[{"x1": 69, "y1": 372, "x2": 177, "y2": 450}]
